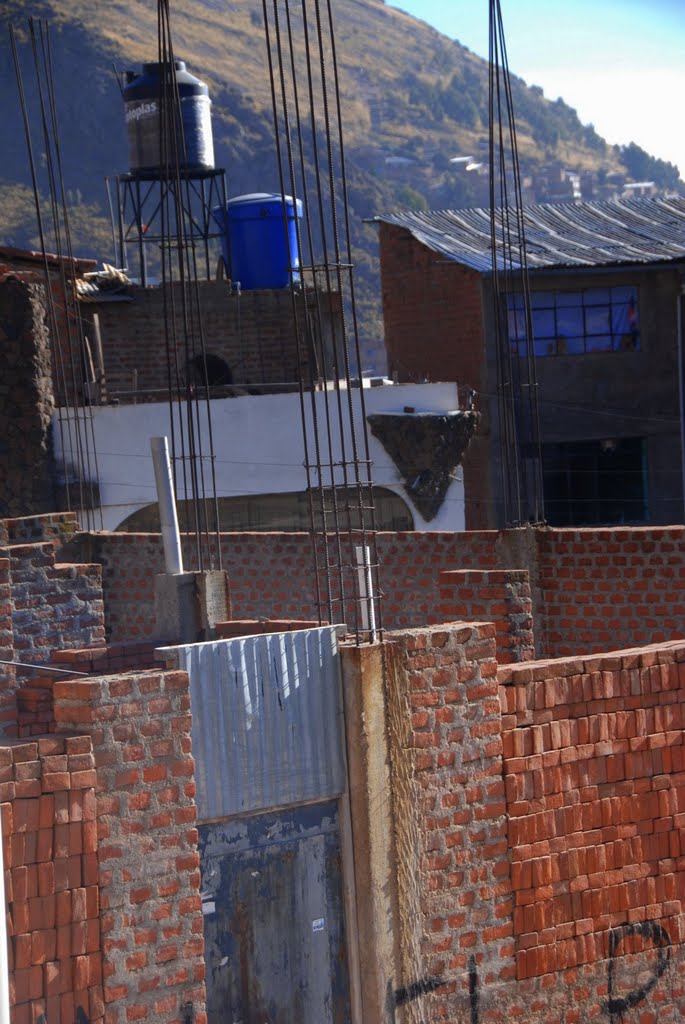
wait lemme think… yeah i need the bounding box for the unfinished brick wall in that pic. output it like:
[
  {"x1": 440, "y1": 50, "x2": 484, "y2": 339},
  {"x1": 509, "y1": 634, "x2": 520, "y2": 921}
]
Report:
[
  {"x1": 53, "y1": 670, "x2": 206, "y2": 1024},
  {"x1": 4, "y1": 513, "x2": 80, "y2": 548},
  {"x1": 439, "y1": 569, "x2": 535, "y2": 664},
  {"x1": 83, "y1": 525, "x2": 685, "y2": 660},
  {"x1": 537, "y1": 527, "x2": 685, "y2": 657},
  {"x1": 385, "y1": 623, "x2": 515, "y2": 1017},
  {"x1": 500, "y1": 642, "x2": 685, "y2": 982},
  {"x1": 1, "y1": 735, "x2": 103, "y2": 1024},
  {"x1": 382, "y1": 624, "x2": 685, "y2": 1022},
  {"x1": 84, "y1": 283, "x2": 341, "y2": 399}
]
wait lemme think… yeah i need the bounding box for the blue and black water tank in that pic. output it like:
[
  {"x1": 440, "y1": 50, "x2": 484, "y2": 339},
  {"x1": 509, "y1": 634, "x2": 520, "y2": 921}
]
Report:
[
  {"x1": 123, "y1": 60, "x2": 215, "y2": 175},
  {"x1": 213, "y1": 193, "x2": 303, "y2": 290}
]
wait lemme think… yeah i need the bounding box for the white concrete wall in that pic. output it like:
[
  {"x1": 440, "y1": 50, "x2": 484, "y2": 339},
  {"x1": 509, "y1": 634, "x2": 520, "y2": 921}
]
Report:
[{"x1": 53, "y1": 383, "x2": 466, "y2": 532}]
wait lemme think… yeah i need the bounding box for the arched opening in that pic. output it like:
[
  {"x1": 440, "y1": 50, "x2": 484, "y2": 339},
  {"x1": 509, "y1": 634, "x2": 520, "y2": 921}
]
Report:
[{"x1": 117, "y1": 487, "x2": 414, "y2": 532}]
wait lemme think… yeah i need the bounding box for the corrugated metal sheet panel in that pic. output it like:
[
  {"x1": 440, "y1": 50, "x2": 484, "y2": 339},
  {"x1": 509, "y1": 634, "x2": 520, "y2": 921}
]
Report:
[
  {"x1": 376, "y1": 194, "x2": 685, "y2": 273},
  {"x1": 159, "y1": 627, "x2": 346, "y2": 821}
]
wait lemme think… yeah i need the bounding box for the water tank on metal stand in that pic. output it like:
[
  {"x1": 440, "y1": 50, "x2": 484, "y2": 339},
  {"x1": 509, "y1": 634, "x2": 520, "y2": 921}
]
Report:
[
  {"x1": 213, "y1": 193, "x2": 303, "y2": 290},
  {"x1": 123, "y1": 60, "x2": 215, "y2": 175}
]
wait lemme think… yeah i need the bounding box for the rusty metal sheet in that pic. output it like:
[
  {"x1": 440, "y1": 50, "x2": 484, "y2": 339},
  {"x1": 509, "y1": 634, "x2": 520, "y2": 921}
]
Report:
[{"x1": 200, "y1": 800, "x2": 350, "y2": 1024}]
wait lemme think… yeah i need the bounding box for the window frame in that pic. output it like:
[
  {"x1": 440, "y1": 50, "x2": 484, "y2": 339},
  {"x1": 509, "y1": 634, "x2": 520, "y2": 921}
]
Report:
[{"x1": 508, "y1": 284, "x2": 640, "y2": 358}]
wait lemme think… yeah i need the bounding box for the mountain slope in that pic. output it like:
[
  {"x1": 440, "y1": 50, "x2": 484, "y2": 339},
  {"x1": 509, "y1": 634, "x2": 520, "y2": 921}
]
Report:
[{"x1": 1, "y1": 0, "x2": 681, "y2": 369}]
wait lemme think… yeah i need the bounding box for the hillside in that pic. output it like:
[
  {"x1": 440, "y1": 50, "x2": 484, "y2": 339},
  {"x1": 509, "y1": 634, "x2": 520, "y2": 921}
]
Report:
[{"x1": 1, "y1": 0, "x2": 682, "y2": 369}]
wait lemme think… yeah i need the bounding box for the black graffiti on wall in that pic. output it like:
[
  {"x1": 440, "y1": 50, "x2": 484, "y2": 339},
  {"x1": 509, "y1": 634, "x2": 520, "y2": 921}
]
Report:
[
  {"x1": 388, "y1": 954, "x2": 479, "y2": 1023},
  {"x1": 35, "y1": 1011, "x2": 90, "y2": 1024},
  {"x1": 604, "y1": 921, "x2": 671, "y2": 1023},
  {"x1": 468, "y1": 954, "x2": 479, "y2": 1024}
]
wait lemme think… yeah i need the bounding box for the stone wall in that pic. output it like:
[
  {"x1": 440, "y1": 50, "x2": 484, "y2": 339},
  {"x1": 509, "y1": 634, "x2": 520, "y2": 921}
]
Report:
[
  {"x1": 0, "y1": 278, "x2": 56, "y2": 519},
  {"x1": 0, "y1": 513, "x2": 105, "y2": 737}
]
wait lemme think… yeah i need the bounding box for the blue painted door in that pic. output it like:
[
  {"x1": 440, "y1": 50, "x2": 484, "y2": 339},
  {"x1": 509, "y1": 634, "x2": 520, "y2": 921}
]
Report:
[{"x1": 199, "y1": 800, "x2": 351, "y2": 1024}]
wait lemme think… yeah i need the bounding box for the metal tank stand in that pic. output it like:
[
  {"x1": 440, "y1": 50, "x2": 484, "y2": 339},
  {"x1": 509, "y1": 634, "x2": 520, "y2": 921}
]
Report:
[{"x1": 111, "y1": 167, "x2": 227, "y2": 285}]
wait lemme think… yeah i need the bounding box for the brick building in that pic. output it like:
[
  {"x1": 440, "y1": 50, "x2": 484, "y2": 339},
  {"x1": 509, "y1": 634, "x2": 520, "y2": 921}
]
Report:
[
  {"x1": 2, "y1": 510, "x2": 685, "y2": 1021},
  {"x1": 375, "y1": 194, "x2": 685, "y2": 530}
]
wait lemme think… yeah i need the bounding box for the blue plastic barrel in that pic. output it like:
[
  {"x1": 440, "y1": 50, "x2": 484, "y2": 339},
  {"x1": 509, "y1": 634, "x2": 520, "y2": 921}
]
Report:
[{"x1": 213, "y1": 193, "x2": 303, "y2": 290}]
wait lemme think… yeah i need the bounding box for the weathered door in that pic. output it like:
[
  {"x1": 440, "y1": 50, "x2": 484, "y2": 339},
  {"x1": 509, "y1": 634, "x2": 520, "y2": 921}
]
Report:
[{"x1": 200, "y1": 800, "x2": 350, "y2": 1024}]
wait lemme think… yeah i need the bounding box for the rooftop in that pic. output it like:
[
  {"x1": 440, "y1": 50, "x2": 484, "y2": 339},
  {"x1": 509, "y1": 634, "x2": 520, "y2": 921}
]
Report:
[{"x1": 374, "y1": 193, "x2": 685, "y2": 273}]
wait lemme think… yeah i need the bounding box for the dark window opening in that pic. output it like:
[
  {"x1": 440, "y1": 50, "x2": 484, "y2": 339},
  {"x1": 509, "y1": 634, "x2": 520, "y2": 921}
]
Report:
[
  {"x1": 188, "y1": 353, "x2": 234, "y2": 387},
  {"x1": 542, "y1": 437, "x2": 647, "y2": 526}
]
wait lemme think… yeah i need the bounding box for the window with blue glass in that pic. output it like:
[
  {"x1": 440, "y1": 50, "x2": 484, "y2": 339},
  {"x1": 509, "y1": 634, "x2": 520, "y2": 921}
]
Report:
[{"x1": 508, "y1": 286, "x2": 640, "y2": 357}]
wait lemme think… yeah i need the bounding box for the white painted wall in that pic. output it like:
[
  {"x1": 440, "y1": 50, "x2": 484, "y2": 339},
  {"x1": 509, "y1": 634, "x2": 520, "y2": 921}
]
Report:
[{"x1": 53, "y1": 382, "x2": 466, "y2": 532}]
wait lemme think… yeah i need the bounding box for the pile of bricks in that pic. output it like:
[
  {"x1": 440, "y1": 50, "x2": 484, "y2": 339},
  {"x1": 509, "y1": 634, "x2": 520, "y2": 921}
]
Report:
[
  {"x1": 500, "y1": 641, "x2": 685, "y2": 981},
  {"x1": 53, "y1": 670, "x2": 206, "y2": 1024},
  {"x1": 2, "y1": 735, "x2": 103, "y2": 1024}
]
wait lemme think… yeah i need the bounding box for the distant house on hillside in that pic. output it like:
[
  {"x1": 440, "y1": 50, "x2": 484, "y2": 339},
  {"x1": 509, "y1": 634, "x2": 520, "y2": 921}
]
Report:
[{"x1": 374, "y1": 195, "x2": 685, "y2": 530}]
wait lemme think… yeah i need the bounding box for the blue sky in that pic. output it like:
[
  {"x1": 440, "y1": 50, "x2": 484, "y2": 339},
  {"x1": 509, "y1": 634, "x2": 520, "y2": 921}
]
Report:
[{"x1": 386, "y1": 0, "x2": 685, "y2": 179}]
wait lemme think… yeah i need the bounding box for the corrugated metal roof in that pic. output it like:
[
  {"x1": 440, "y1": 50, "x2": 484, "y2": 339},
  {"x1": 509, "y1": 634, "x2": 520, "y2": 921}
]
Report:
[{"x1": 374, "y1": 194, "x2": 685, "y2": 273}]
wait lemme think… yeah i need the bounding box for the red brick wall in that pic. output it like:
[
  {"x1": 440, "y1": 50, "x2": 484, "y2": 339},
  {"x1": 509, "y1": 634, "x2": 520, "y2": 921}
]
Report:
[
  {"x1": 83, "y1": 525, "x2": 685, "y2": 661},
  {"x1": 537, "y1": 526, "x2": 685, "y2": 657},
  {"x1": 439, "y1": 569, "x2": 535, "y2": 664},
  {"x1": 500, "y1": 643, "x2": 685, "y2": 983},
  {"x1": 378, "y1": 223, "x2": 492, "y2": 528},
  {"x1": 0, "y1": 558, "x2": 15, "y2": 728},
  {"x1": 83, "y1": 283, "x2": 340, "y2": 398},
  {"x1": 2, "y1": 735, "x2": 104, "y2": 1024},
  {"x1": 78, "y1": 530, "x2": 500, "y2": 645},
  {"x1": 53, "y1": 670, "x2": 206, "y2": 1024},
  {"x1": 384, "y1": 623, "x2": 685, "y2": 1021}
]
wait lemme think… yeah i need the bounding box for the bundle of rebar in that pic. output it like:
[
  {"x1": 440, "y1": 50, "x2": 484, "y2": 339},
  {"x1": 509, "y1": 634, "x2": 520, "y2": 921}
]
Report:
[
  {"x1": 10, "y1": 19, "x2": 103, "y2": 531},
  {"x1": 488, "y1": 0, "x2": 545, "y2": 527},
  {"x1": 260, "y1": 0, "x2": 383, "y2": 641}
]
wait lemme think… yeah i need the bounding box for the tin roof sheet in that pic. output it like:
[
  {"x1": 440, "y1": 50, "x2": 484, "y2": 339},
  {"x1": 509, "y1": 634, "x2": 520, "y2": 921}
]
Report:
[{"x1": 374, "y1": 194, "x2": 685, "y2": 273}]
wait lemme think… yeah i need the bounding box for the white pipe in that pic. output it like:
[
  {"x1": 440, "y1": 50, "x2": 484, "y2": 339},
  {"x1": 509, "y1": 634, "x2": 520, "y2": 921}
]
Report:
[
  {"x1": 150, "y1": 436, "x2": 184, "y2": 575},
  {"x1": 355, "y1": 545, "x2": 377, "y2": 642},
  {"x1": 0, "y1": 810, "x2": 10, "y2": 1024}
]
